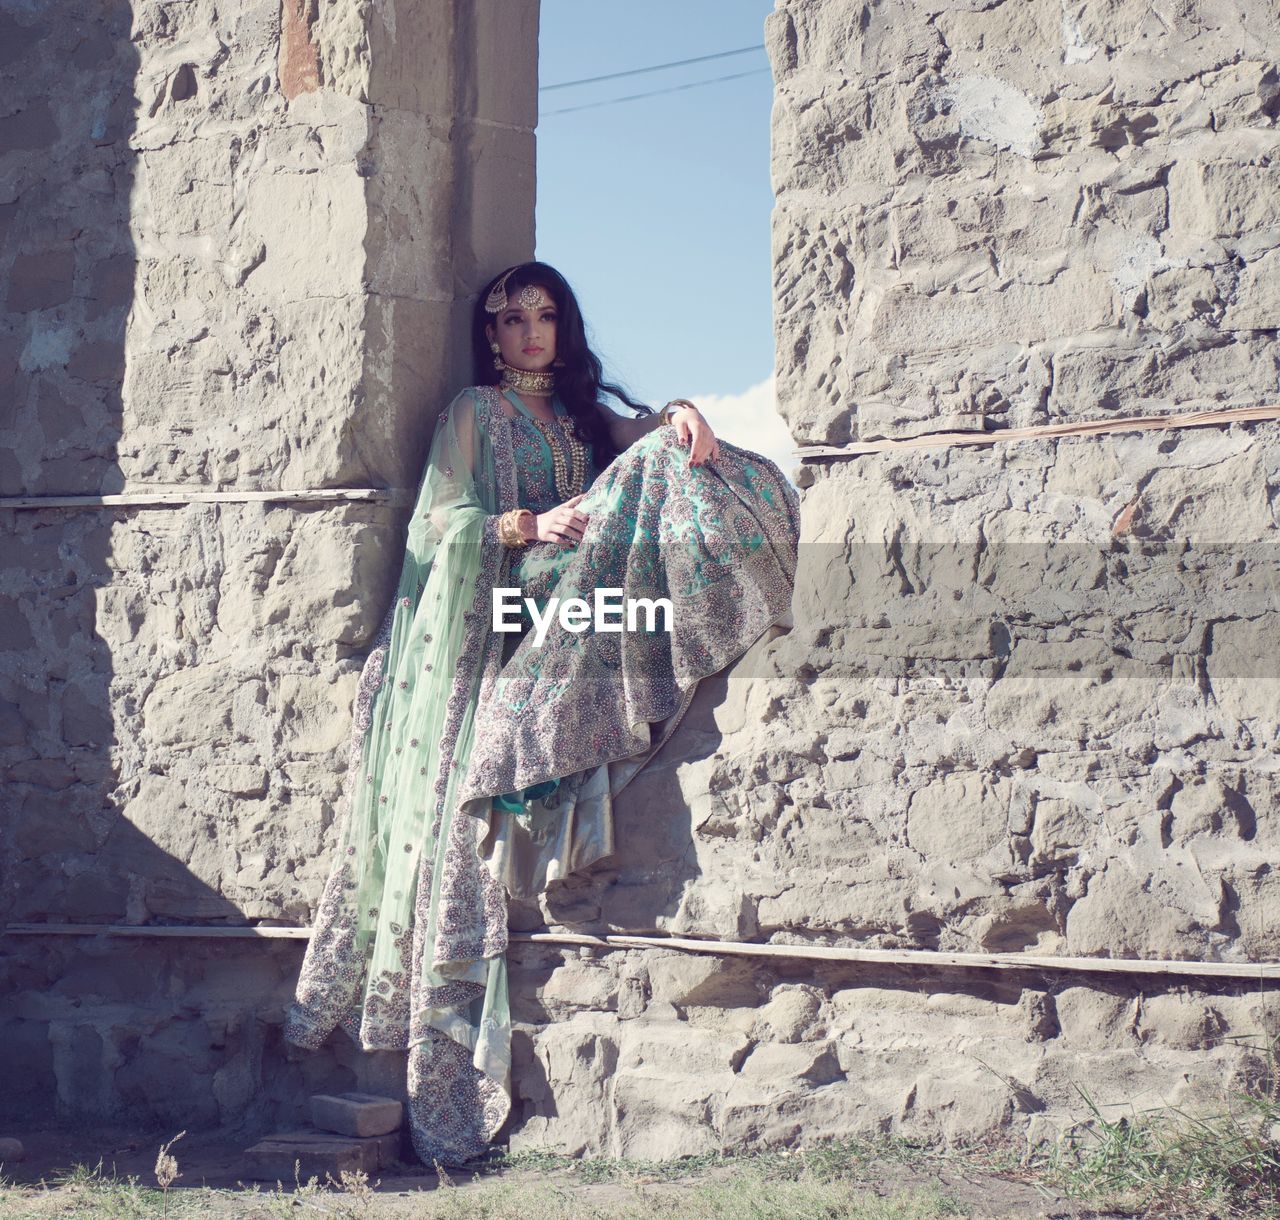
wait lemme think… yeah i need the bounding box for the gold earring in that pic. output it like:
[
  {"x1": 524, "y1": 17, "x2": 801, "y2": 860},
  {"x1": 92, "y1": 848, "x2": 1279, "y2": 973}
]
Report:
[{"x1": 489, "y1": 340, "x2": 500, "y2": 353}]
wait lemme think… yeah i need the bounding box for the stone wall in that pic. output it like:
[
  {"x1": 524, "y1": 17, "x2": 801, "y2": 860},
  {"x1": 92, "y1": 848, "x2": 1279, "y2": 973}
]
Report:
[
  {"x1": 1, "y1": 0, "x2": 538, "y2": 1130},
  {"x1": 758, "y1": 0, "x2": 1280, "y2": 961},
  {"x1": 769, "y1": 0, "x2": 1280, "y2": 447},
  {"x1": 6, "y1": 0, "x2": 1280, "y2": 1157},
  {"x1": 505, "y1": 0, "x2": 1280, "y2": 1152},
  {"x1": 505, "y1": 0, "x2": 1280, "y2": 1156}
]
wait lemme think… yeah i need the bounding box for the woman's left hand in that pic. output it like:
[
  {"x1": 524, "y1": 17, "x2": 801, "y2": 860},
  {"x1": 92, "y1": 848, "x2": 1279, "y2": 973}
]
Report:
[{"x1": 669, "y1": 398, "x2": 721, "y2": 467}]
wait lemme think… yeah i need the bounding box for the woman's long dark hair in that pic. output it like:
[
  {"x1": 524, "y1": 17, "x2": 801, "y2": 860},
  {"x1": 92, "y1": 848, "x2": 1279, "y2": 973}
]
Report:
[{"x1": 472, "y1": 262, "x2": 653, "y2": 467}]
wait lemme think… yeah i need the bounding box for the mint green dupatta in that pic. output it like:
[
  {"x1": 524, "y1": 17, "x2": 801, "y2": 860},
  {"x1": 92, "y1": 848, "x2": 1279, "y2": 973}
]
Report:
[{"x1": 287, "y1": 385, "x2": 522, "y2": 1163}]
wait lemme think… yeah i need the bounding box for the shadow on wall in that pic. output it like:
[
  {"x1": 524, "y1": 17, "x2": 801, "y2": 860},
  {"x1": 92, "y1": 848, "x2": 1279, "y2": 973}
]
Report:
[
  {"x1": 2, "y1": 924, "x2": 411, "y2": 1134},
  {"x1": 0, "y1": 0, "x2": 127, "y2": 1121},
  {"x1": 0, "y1": 0, "x2": 135, "y2": 1121},
  {"x1": 514, "y1": 664, "x2": 733, "y2": 938},
  {"x1": 0, "y1": 3, "x2": 379, "y2": 1136},
  {"x1": 0, "y1": 2, "x2": 134, "y2": 848}
]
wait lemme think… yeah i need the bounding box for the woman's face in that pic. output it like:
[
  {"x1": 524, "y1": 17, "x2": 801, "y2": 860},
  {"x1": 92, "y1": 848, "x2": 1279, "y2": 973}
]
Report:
[{"x1": 486, "y1": 284, "x2": 559, "y2": 377}]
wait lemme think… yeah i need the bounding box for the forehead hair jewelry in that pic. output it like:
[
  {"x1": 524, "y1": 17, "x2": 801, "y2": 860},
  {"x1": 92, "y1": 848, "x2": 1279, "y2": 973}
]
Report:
[
  {"x1": 485, "y1": 267, "x2": 554, "y2": 315},
  {"x1": 484, "y1": 266, "x2": 520, "y2": 314},
  {"x1": 518, "y1": 283, "x2": 551, "y2": 310}
]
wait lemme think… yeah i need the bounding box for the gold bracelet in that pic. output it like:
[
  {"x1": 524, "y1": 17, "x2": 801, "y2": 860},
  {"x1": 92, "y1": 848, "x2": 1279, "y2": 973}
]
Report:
[
  {"x1": 499, "y1": 508, "x2": 532, "y2": 548},
  {"x1": 499, "y1": 510, "x2": 524, "y2": 547},
  {"x1": 659, "y1": 399, "x2": 698, "y2": 426}
]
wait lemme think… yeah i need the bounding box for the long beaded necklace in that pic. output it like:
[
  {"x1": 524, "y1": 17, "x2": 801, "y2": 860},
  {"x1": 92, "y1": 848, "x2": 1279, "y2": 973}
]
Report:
[{"x1": 528, "y1": 414, "x2": 589, "y2": 502}]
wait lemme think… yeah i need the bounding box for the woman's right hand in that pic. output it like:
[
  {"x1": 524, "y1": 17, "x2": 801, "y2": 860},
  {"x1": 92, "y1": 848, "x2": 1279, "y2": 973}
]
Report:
[{"x1": 532, "y1": 493, "x2": 590, "y2": 547}]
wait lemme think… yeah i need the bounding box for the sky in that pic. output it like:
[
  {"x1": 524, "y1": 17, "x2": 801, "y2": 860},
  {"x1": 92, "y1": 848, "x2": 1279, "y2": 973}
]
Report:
[{"x1": 535, "y1": 0, "x2": 795, "y2": 475}]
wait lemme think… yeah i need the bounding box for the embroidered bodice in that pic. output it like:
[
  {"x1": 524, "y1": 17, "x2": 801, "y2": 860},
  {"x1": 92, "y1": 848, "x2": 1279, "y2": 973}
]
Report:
[{"x1": 501, "y1": 388, "x2": 599, "y2": 513}]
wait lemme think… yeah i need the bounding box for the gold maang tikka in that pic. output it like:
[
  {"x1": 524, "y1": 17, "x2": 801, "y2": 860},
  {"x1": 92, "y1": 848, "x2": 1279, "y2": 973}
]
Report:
[{"x1": 485, "y1": 267, "x2": 555, "y2": 317}]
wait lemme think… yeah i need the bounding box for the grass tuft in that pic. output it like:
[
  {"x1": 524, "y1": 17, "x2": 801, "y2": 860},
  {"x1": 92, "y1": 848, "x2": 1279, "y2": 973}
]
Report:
[
  {"x1": 1045, "y1": 1033, "x2": 1280, "y2": 1218},
  {"x1": 484, "y1": 1133, "x2": 949, "y2": 1188}
]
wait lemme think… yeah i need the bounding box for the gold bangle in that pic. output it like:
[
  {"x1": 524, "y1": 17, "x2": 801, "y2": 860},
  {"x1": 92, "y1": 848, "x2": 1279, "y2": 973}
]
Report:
[
  {"x1": 660, "y1": 400, "x2": 697, "y2": 426},
  {"x1": 513, "y1": 509, "x2": 533, "y2": 546},
  {"x1": 499, "y1": 511, "x2": 521, "y2": 548},
  {"x1": 499, "y1": 508, "x2": 532, "y2": 548}
]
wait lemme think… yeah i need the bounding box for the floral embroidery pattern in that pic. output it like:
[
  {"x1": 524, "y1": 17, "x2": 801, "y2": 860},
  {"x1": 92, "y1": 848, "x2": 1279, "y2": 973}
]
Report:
[
  {"x1": 461, "y1": 427, "x2": 800, "y2": 801},
  {"x1": 509, "y1": 414, "x2": 561, "y2": 514}
]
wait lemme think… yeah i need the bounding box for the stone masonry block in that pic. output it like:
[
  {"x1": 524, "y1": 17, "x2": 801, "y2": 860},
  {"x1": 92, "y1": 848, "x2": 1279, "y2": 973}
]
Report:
[
  {"x1": 310, "y1": 1091, "x2": 403, "y2": 1138},
  {"x1": 244, "y1": 1129, "x2": 399, "y2": 1181}
]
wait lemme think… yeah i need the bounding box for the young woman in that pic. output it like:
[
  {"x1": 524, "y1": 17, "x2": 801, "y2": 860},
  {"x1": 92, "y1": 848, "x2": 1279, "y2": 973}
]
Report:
[{"x1": 286, "y1": 262, "x2": 800, "y2": 1165}]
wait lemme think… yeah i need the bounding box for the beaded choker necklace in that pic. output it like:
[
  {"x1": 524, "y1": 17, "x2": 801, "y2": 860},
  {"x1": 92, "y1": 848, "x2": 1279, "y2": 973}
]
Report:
[{"x1": 498, "y1": 360, "x2": 555, "y2": 396}]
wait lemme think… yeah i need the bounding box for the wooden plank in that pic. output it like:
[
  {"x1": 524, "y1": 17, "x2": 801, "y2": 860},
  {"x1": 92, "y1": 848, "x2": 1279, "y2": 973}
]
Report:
[
  {"x1": 9, "y1": 922, "x2": 1278, "y2": 981},
  {"x1": 795, "y1": 403, "x2": 1280, "y2": 460},
  {"x1": 5, "y1": 923, "x2": 310, "y2": 939},
  {"x1": 511, "y1": 932, "x2": 1280, "y2": 980},
  {"x1": 0, "y1": 488, "x2": 401, "y2": 510}
]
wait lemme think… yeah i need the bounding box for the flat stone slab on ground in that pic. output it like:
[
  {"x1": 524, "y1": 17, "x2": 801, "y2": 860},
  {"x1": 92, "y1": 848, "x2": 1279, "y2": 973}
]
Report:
[
  {"x1": 310, "y1": 1092, "x2": 404, "y2": 1138},
  {"x1": 243, "y1": 1129, "x2": 400, "y2": 1181}
]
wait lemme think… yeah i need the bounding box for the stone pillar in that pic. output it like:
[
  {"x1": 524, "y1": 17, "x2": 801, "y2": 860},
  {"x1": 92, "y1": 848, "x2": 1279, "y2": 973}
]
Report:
[{"x1": 0, "y1": 0, "x2": 538, "y2": 1125}]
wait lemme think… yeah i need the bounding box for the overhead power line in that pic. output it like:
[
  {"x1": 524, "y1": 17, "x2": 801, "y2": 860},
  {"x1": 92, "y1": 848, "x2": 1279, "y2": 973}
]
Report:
[
  {"x1": 540, "y1": 44, "x2": 765, "y2": 92},
  {"x1": 542, "y1": 67, "x2": 771, "y2": 117}
]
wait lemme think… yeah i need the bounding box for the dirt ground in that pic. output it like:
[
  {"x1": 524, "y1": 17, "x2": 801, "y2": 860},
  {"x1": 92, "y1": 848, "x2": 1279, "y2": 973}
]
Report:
[{"x1": 0, "y1": 1124, "x2": 1153, "y2": 1219}]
